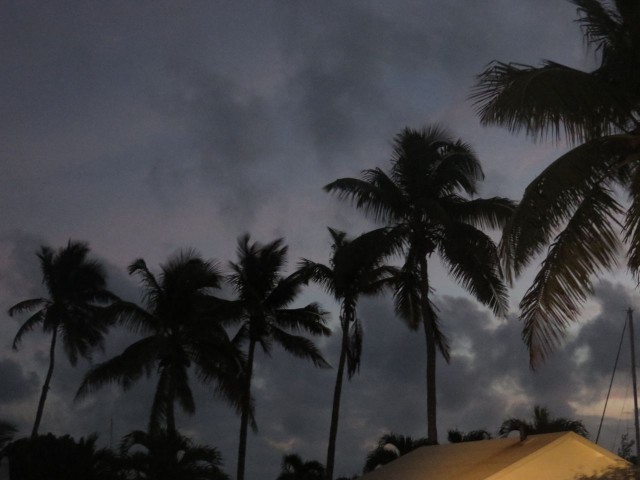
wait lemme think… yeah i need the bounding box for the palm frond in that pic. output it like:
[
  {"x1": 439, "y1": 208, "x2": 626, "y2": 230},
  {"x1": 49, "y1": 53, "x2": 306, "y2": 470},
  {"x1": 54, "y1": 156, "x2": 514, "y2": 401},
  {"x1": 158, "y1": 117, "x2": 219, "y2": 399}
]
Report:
[
  {"x1": 7, "y1": 298, "x2": 47, "y2": 316},
  {"x1": 273, "y1": 304, "x2": 331, "y2": 336},
  {"x1": 128, "y1": 258, "x2": 163, "y2": 309},
  {"x1": 346, "y1": 318, "x2": 362, "y2": 378},
  {"x1": 473, "y1": 60, "x2": 626, "y2": 142},
  {"x1": 500, "y1": 134, "x2": 634, "y2": 281},
  {"x1": 623, "y1": 160, "x2": 640, "y2": 277},
  {"x1": 173, "y1": 364, "x2": 196, "y2": 415},
  {"x1": 12, "y1": 310, "x2": 46, "y2": 349},
  {"x1": 446, "y1": 196, "x2": 517, "y2": 230},
  {"x1": 325, "y1": 171, "x2": 404, "y2": 223},
  {"x1": 520, "y1": 183, "x2": 622, "y2": 366},
  {"x1": 439, "y1": 224, "x2": 509, "y2": 317},
  {"x1": 269, "y1": 327, "x2": 330, "y2": 368},
  {"x1": 75, "y1": 335, "x2": 165, "y2": 399}
]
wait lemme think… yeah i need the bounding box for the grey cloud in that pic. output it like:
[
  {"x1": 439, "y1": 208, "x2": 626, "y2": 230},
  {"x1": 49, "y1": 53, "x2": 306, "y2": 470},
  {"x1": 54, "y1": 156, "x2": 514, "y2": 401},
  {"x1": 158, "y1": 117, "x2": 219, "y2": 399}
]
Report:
[{"x1": 0, "y1": 358, "x2": 39, "y2": 404}]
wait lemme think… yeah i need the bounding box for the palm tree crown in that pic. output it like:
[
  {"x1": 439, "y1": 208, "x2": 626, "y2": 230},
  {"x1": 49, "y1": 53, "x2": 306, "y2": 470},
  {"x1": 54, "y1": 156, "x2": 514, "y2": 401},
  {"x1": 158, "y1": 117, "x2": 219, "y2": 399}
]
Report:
[
  {"x1": 76, "y1": 250, "x2": 244, "y2": 435},
  {"x1": 326, "y1": 125, "x2": 514, "y2": 443},
  {"x1": 118, "y1": 429, "x2": 229, "y2": 480},
  {"x1": 499, "y1": 405, "x2": 588, "y2": 438},
  {"x1": 230, "y1": 234, "x2": 331, "y2": 480},
  {"x1": 9, "y1": 240, "x2": 117, "y2": 438},
  {"x1": 473, "y1": 0, "x2": 640, "y2": 365},
  {"x1": 300, "y1": 227, "x2": 398, "y2": 480},
  {"x1": 276, "y1": 453, "x2": 325, "y2": 480},
  {"x1": 363, "y1": 433, "x2": 432, "y2": 473}
]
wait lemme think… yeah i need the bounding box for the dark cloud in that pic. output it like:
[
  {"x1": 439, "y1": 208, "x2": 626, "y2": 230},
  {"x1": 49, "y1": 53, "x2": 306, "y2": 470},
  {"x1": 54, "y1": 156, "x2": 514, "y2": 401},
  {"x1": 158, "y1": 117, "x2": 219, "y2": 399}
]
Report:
[
  {"x1": 0, "y1": 358, "x2": 39, "y2": 404},
  {"x1": 0, "y1": 1, "x2": 634, "y2": 479}
]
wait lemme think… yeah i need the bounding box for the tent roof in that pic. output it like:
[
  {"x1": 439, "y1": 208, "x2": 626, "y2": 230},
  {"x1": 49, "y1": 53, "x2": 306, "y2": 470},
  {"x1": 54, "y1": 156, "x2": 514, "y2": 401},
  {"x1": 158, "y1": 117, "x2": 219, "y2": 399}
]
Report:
[{"x1": 361, "y1": 432, "x2": 630, "y2": 480}]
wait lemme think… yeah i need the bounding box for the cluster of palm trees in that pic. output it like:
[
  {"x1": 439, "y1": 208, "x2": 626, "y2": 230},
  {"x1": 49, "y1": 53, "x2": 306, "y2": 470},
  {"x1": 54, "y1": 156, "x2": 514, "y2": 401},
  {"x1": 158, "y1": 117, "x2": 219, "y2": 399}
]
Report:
[{"x1": 4, "y1": 0, "x2": 640, "y2": 478}]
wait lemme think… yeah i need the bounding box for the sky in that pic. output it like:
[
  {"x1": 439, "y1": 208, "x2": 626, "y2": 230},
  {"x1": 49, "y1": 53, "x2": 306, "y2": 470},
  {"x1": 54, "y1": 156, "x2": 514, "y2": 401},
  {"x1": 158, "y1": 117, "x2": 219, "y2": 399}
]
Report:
[{"x1": 1, "y1": 1, "x2": 639, "y2": 479}]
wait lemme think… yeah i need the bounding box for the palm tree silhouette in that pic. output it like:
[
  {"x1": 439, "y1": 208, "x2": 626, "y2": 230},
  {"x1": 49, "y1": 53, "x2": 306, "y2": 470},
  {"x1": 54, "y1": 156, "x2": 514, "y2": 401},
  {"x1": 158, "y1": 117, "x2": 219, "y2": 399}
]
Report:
[
  {"x1": 363, "y1": 433, "x2": 432, "y2": 473},
  {"x1": 299, "y1": 227, "x2": 397, "y2": 480},
  {"x1": 499, "y1": 405, "x2": 588, "y2": 438},
  {"x1": 8, "y1": 240, "x2": 117, "y2": 438},
  {"x1": 326, "y1": 126, "x2": 514, "y2": 443},
  {"x1": 276, "y1": 453, "x2": 325, "y2": 480},
  {"x1": 229, "y1": 235, "x2": 331, "y2": 480},
  {"x1": 119, "y1": 429, "x2": 229, "y2": 480},
  {"x1": 76, "y1": 250, "x2": 244, "y2": 435},
  {"x1": 473, "y1": 0, "x2": 640, "y2": 365}
]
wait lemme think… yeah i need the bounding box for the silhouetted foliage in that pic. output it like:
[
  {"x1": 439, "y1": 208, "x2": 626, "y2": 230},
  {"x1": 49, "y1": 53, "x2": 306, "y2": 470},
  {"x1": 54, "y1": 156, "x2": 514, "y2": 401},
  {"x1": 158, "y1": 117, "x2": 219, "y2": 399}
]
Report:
[
  {"x1": 499, "y1": 405, "x2": 588, "y2": 438},
  {"x1": 4, "y1": 433, "x2": 119, "y2": 480},
  {"x1": 473, "y1": 0, "x2": 640, "y2": 366},
  {"x1": 363, "y1": 433, "x2": 433, "y2": 473},
  {"x1": 299, "y1": 227, "x2": 397, "y2": 480},
  {"x1": 326, "y1": 125, "x2": 514, "y2": 442},
  {"x1": 447, "y1": 428, "x2": 492, "y2": 443},
  {"x1": 8, "y1": 240, "x2": 117, "y2": 438},
  {"x1": 118, "y1": 429, "x2": 228, "y2": 480},
  {"x1": 76, "y1": 250, "x2": 245, "y2": 435},
  {"x1": 228, "y1": 235, "x2": 331, "y2": 480},
  {"x1": 276, "y1": 453, "x2": 325, "y2": 480},
  {"x1": 618, "y1": 433, "x2": 637, "y2": 464}
]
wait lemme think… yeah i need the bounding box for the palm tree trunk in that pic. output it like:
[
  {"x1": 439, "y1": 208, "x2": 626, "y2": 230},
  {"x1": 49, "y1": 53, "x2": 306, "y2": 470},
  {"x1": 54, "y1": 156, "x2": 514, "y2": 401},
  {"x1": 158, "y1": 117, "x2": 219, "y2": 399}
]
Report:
[
  {"x1": 32, "y1": 327, "x2": 58, "y2": 438},
  {"x1": 166, "y1": 369, "x2": 176, "y2": 437},
  {"x1": 419, "y1": 256, "x2": 438, "y2": 444},
  {"x1": 325, "y1": 318, "x2": 349, "y2": 480},
  {"x1": 237, "y1": 338, "x2": 256, "y2": 480}
]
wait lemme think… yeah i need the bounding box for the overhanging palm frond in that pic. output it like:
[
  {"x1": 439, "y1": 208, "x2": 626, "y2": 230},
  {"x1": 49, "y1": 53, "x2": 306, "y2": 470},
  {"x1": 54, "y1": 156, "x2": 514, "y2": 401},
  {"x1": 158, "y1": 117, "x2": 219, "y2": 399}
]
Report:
[
  {"x1": 439, "y1": 224, "x2": 509, "y2": 317},
  {"x1": 446, "y1": 196, "x2": 517, "y2": 230},
  {"x1": 622, "y1": 159, "x2": 640, "y2": 276},
  {"x1": 269, "y1": 327, "x2": 331, "y2": 368},
  {"x1": 8, "y1": 298, "x2": 47, "y2": 316},
  {"x1": 273, "y1": 305, "x2": 331, "y2": 336},
  {"x1": 324, "y1": 171, "x2": 404, "y2": 223},
  {"x1": 473, "y1": 60, "x2": 625, "y2": 142},
  {"x1": 105, "y1": 301, "x2": 158, "y2": 334},
  {"x1": 500, "y1": 135, "x2": 634, "y2": 281},
  {"x1": 12, "y1": 310, "x2": 46, "y2": 349},
  {"x1": 76, "y1": 335, "x2": 166, "y2": 399},
  {"x1": 520, "y1": 183, "x2": 622, "y2": 366}
]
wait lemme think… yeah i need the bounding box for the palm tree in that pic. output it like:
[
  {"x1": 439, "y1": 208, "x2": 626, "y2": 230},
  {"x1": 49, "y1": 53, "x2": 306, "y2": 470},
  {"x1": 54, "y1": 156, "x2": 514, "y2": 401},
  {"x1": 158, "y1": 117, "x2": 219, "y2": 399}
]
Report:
[
  {"x1": 8, "y1": 240, "x2": 117, "y2": 438},
  {"x1": 325, "y1": 125, "x2": 514, "y2": 443},
  {"x1": 447, "y1": 429, "x2": 492, "y2": 443},
  {"x1": 363, "y1": 433, "x2": 432, "y2": 473},
  {"x1": 472, "y1": 0, "x2": 640, "y2": 365},
  {"x1": 299, "y1": 228, "x2": 397, "y2": 480},
  {"x1": 499, "y1": 405, "x2": 588, "y2": 438},
  {"x1": 76, "y1": 250, "x2": 244, "y2": 435},
  {"x1": 119, "y1": 429, "x2": 229, "y2": 480},
  {"x1": 230, "y1": 235, "x2": 331, "y2": 480},
  {"x1": 276, "y1": 453, "x2": 325, "y2": 480}
]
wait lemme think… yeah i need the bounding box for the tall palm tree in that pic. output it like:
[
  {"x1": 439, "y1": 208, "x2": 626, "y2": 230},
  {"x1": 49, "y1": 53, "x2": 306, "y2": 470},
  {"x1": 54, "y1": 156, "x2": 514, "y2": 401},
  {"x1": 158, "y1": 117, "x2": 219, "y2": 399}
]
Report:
[
  {"x1": 499, "y1": 405, "x2": 588, "y2": 438},
  {"x1": 363, "y1": 433, "x2": 432, "y2": 473},
  {"x1": 230, "y1": 235, "x2": 331, "y2": 480},
  {"x1": 325, "y1": 125, "x2": 514, "y2": 443},
  {"x1": 8, "y1": 240, "x2": 117, "y2": 438},
  {"x1": 299, "y1": 228, "x2": 397, "y2": 480},
  {"x1": 76, "y1": 250, "x2": 244, "y2": 435},
  {"x1": 276, "y1": 453, "x2": 325, "y2": 480},
  {"x1": 119, "y1": 429, "x2": 229, "y2": 480},
  {"x1": 472, "y1": 0, "x2": 640, "y2": 365}
]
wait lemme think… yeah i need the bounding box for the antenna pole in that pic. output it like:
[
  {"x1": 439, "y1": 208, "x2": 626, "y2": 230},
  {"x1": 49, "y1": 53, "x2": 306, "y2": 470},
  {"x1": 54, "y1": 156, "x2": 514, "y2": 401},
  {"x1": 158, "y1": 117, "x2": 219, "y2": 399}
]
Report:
[{"x1": 627, "y1": 308, "x2": 640, "y2": 464}]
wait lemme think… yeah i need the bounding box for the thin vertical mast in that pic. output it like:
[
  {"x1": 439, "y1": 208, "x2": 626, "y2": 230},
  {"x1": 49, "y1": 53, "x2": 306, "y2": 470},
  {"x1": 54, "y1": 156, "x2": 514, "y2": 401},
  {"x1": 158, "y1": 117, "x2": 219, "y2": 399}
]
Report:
[{"x1": 627, "y1": 308, "x2": 640, "y2": 464}]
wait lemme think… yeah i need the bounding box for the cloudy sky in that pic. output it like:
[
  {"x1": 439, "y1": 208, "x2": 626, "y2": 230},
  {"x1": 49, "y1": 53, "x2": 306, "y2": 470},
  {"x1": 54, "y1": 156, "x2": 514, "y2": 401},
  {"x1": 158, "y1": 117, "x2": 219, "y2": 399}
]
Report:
[{"x1": 1, "y1": 1, "x2": 639, "y2": 478}]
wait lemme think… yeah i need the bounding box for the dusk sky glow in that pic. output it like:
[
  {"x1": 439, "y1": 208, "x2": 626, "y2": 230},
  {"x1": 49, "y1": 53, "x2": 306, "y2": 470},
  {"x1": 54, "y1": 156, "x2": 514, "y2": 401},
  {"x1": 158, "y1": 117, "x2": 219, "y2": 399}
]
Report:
[{"x1": 2, "y1": 2, "x2": 639, "y2": 479}]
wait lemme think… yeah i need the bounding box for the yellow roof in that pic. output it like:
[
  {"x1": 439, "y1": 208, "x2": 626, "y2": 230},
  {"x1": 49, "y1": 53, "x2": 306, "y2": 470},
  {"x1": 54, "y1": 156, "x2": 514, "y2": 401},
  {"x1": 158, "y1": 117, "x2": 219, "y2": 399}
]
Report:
[{"x1": 361, "y1": 432, "x2": 630, "y2": 480}]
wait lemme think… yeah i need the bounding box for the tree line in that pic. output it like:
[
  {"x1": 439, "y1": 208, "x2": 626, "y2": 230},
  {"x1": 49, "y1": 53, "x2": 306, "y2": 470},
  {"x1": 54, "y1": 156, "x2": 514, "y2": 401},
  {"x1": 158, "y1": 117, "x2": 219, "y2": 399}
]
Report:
[{"x1": 3, "y1": 0, "x2": 640, "y2": 478}]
